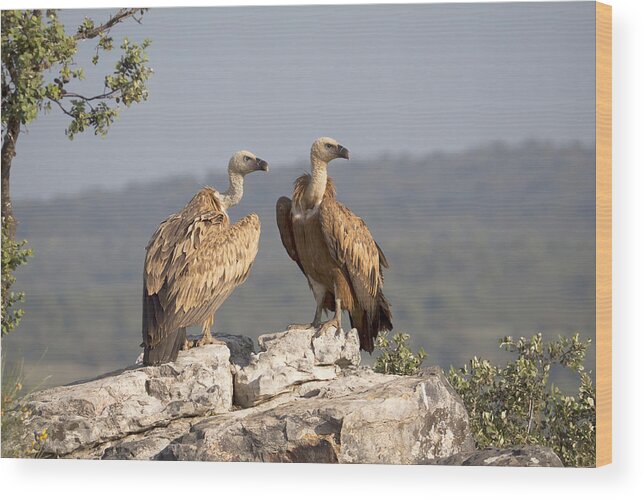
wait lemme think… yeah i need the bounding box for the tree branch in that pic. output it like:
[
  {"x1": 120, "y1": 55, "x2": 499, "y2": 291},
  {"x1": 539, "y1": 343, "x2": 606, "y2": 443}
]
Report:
[
  {"x1": 59, "y1": 87, "x2": 124, "y2": 102},
  {"x1": 74, "y1": 8, "x2": 144, "y2": 41},
  {"x1": 49, "y1": 98, "x2": 75, "y2": 119}
]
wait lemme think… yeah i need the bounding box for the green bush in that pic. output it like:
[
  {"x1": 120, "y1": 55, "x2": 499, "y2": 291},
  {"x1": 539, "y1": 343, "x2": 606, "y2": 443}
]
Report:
[
  {"x1": 1, "y1": 359, "x2": 48, "y2": 458},
  {"x1": 448, "y1": 333, "x2": 596, "y2": 467},
  {"x1": 374, "y1": 331, "x2": 427, "y2": 376},
  {"x1": 1, "y1": 217, "x2": 32, "y2": 337}
]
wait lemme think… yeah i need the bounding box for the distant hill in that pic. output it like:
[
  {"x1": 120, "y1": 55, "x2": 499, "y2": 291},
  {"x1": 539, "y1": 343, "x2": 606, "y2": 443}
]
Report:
[{"x1": 4, "y1": 141, "x2": 596, "y2": 389}]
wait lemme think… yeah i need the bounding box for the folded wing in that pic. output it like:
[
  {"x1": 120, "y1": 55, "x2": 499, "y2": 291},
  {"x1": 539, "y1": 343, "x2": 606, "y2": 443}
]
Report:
[
  {"x1": 318, "y1": 200, "x2": 383, "y2": 311},
  {"x1": 143, "y1": 192, "x2": 260, "y2": 350},
  {"x1": 276, "y1": 196, "x2": 305, "y2": 274}
]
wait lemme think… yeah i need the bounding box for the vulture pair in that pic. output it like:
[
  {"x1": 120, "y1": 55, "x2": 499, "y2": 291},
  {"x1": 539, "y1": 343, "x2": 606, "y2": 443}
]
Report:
[{"x1": 141, "y1": 138, "x2": 392, "y2": 366}]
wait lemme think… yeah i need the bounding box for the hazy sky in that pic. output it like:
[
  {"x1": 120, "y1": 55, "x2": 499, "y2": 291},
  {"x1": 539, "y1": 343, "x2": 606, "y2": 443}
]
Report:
[{"x1": 10, "y1": 2, "x2": 595, "y2": 200}]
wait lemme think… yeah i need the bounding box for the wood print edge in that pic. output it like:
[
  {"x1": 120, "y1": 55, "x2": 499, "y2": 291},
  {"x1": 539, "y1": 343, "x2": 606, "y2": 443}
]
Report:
[{"x1": 595, "y1": 0, "x2": 612, "y2": 468}]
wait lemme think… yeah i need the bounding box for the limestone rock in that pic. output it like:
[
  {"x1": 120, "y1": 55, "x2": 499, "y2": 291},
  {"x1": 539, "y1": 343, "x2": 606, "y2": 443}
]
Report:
[
  {"x1": 233, "y1": 326, "x2": 361, "y2": 408},
  {"x1": 4, "y1": 344, "x2": 232, "y2": 457},
  {"x1": 159, "y1": 367, "x2": 475, "y2": 464},
  {"x1": 434, "y1": 445, "x2": 564, "y2": 467},
  {"x1": 3, "y1": 327, "x2": 565, "y2": 467},
  {"x1": 100, "y1": 419, "x2": 194, "y2": 460},
  {"x1": 213, "y1": 333, "x2": 255, "y2": 368}
]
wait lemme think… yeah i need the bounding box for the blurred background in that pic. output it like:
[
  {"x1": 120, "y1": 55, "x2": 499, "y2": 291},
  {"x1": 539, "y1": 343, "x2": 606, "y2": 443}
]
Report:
[{"x1": 2, "y1": 3, "x2": 596, "y2": 389}]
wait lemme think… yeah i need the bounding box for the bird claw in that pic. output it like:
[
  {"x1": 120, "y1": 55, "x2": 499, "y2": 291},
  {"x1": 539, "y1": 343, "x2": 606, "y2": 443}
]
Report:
[
  {"x1": 318, "y1": 319, "x2": 342, "y2": 335},
  {"x1": 287, "y1": 322, "x2": 316, "y2": 331},
  {"x1": 195, "y1": 336, "x2": 213, "y2": 348},
  {"x1": 195, "y1": 332, "x2": 226, "y2": 348}
]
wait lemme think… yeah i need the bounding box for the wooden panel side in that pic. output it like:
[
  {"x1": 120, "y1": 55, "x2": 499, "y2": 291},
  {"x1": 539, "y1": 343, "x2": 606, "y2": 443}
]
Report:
[{"x1": 595, "y1": 1, "x2": 612, "y2": 468}]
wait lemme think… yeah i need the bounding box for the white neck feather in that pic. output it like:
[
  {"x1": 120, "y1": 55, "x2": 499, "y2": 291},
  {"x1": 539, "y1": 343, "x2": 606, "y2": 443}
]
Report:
[
  {"x1": 220, "y1": 170, "x2": 244, "y2": 210},
  {"x1": 306, "y1": 156, "x2": 328, "y2": 207}
]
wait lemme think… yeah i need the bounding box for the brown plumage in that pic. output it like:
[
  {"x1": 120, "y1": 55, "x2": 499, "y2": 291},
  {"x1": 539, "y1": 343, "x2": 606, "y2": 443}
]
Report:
[
  {"x1": 142, "y1": 151, "x2": 268, "y2": 365},
  {"x1": 276, "y1": 137, "x2": 392, "y2": 352}
]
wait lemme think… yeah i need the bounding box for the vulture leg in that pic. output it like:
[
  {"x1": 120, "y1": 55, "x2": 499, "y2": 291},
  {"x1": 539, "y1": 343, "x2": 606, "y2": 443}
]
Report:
[
  {"x1": 196, "y1": 314, "x2": 222, "y2": 347},
  {"x1": 333, "y1": 293, "x2": 343, "y2": 333},
  {"x1": 287, "y1": 301, "x2": 323, "y2": 331},
  {"x1": 179, "y1": 327, "x2": 191, "y2": 350},
  {"x1": 317, "y1": 283, "x2": 344, "y2": 335},
  {"x1": 288, "y1": 281, "x2": 325, "y2": 330}
]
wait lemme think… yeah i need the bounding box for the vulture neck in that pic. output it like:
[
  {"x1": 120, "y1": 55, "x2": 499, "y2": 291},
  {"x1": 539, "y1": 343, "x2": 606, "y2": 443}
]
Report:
[
  {"x1": 220, "y1": 170, "x2": 244, "y2": 210},
  {"x1": 305, "y1": 156, "x2": 328, "y2": 207}
]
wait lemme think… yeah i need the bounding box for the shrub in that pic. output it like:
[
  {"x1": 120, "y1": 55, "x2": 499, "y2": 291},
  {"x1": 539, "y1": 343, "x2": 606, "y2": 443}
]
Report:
[
  {"x1": 448, "y1": 333, "x2": 596, "y2": 467},
  {"x1": 1, "y1": 360, "x2": 48, "y2": 458},
  {"x1": 2, "y1": 217, "x2": 32, "y2": 337},
  {"x1": 374, "y1": 331, "x2": 427, "y2": 376}
]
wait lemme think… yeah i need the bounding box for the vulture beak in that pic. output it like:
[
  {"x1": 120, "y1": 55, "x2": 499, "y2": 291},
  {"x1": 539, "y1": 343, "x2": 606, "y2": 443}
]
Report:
[
  {"x1": 255, "y1": 158, "x2": 269, "y2": 172},
  {"x1": 337, "y1": 145, "x2": 350, "y2": 160}
]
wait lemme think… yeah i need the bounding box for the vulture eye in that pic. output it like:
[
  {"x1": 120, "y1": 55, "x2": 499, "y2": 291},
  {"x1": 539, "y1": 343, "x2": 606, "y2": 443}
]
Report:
[
  {"x1": 244, "y1": 156, "x2": 251, "y2": 162},
  {"x1": 325, "y1": 143, "x2": 333, "y2": 149}
]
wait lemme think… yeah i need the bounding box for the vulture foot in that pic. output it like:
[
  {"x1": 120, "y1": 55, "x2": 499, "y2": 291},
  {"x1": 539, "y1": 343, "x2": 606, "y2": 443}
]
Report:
[
  {"x1": 195, "y1": 330, "x2": 225, "y2": 348},
  {"x1": 181, "y1": 337, "x2": 193, "y2": 351},
  {"x1": 318, "y1": 318, "x2": 343, "y2": 336},
  {"x1": 287, "y1": 322, "x2": 317, "y2": 331}
]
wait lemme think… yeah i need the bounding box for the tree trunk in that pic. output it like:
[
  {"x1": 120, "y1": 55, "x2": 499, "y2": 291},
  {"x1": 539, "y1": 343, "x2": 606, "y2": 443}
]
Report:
[{"x1": 1, "y1": 116, "x2": 20, "y2": 240}]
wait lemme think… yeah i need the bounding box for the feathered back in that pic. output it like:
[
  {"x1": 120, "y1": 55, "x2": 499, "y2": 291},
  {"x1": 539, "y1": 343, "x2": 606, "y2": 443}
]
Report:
[{"x1": 144, "y1": 187, "x2": 229, "y2": 298}]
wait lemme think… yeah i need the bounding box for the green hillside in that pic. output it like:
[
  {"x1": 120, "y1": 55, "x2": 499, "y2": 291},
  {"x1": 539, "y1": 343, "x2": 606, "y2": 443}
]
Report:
[{"x1": 3, "y1": 141, "x2": 596, "y2": 389}]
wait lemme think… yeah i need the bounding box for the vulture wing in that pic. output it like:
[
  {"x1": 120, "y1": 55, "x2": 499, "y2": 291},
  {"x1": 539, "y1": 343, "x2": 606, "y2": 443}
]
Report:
[
  {"x1": 318, "y1": 199, "x2": 383, "y2": 312},
  {"x1": 375, "y1": 241, "x2": 390, "y2": 269},
  {"x1": 275, "y1": 196, "x2": 305, "y2": 274},
  {"x1": 166, "y1": 213, "x2": 261, "y2": 331},
  {"x1": 143, "y1": 208, "x2": 227, "y2": 349}
]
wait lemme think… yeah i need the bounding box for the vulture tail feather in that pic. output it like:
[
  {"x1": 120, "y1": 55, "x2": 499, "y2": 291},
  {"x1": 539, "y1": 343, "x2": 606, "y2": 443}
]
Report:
[
  {"x1": 351, "y1": 292, "x2": 393, "y2": 354},
  {"x1": 377, "y1": 292, "x2": 394, "y2": 335},
  {"x1": 143, "y1": 327, "x2": 185, "y2": 366}
]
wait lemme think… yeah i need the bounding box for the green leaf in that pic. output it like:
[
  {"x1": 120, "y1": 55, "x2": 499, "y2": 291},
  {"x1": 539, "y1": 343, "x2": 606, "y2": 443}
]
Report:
[{"x1": 448, "y1": 332, "x2": 596, "y2": 467}]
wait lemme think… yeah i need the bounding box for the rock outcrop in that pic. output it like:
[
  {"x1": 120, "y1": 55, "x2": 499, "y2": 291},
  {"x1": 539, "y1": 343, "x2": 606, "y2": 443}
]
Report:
[
  {"x1": 6, "y1": 344, "x2": 232, "y2": 457},
  {"x1": 233, "y1": 326, "x2": 360, "y2": 408},
  {"x1": 159, "y1": 367, "x2": 474, "y2": 463},
  {"x1": 2, "y1": 327, "x2": 563, "y2": 466},
  {"x1": 433, "y1": 446, "x2": 564, "y2": 467}
]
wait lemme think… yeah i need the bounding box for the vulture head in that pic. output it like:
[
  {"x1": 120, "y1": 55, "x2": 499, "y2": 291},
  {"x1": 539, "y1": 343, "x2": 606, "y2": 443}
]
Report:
[
  {"x1": 229, "y1": 150, "x2": 269, "y2": 176},
  {"x1": 311, "y1": 137, "x2": 350, "y2": 163}
]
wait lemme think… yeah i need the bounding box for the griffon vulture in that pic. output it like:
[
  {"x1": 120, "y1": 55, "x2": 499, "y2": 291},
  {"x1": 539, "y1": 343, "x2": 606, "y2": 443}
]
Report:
[
  {"x1": 142, "y1": 151, "x2": 269, "y2": 366},
  {"x1": 276, "y1": 137, "x2": 392, "y2": 352}
]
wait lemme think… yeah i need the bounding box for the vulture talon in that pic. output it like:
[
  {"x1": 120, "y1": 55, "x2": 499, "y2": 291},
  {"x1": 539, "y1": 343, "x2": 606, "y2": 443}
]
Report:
[
  {"x1": 287, "y1": 322, "x2": 316, "y2": 331},
  {"x1": 196, "y1": 330, "x2": 226, "y2": 348},
  {"x1": 181, "y1": 337, "x2": 193, "y2": 351},
  {"x1": 318, "y1": 318, "x2": 342, "y2": 335},
  {"x1": 196, "y1": 330, "x2": 214, "y2": 347}
]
